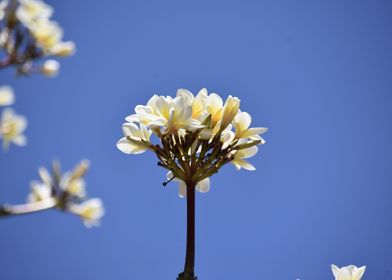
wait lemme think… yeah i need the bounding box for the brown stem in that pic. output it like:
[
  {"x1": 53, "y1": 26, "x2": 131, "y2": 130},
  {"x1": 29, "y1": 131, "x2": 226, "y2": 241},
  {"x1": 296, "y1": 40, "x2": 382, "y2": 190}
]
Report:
[{"x1": 177, "y1": 181, "x2": 197, "y2": 280}]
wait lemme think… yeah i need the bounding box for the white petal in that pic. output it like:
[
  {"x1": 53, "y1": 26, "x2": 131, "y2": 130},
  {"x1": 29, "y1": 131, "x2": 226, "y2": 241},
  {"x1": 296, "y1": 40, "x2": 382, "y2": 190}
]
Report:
[
  {"x1": 122, "y1": 123, "x2": 142, "y2": 138},
  {"x1": 237, "y1": 146, "x2": 259, "y2": 159},
  {"x1": 13, "y1": 135, "x2": 27, "y2": 146},
  {"x1": 331, "y1": 265, "x2": 340, "y2": 278},
  {"x1": 178, "y1": 181, "x2": 187, "y2": 198},
  {"x1": 116, "y1": 137, "x2": 146, "y2": 154},
  {"x1": 207, "y1": 93, "x2": 223, "y2": 115},
  {"x1": 176, "y1": 88, "x2": 194, "y2": 106},
  {"x1": 221, "y1": 131, "x2": 235, "y2": 149},
  {"x1": 231, "y1": 158, "x2": 256, "y2": 171},
  {"x1": 352, "y1": 266, "x2": 366, "y2": 279},
  {"x1": 196, "y1": 178, "x2": 210, "y2": 193},
  {"x1": 338, "y1": 267, "x2": 352, "y2": 280},
  {"x1": 241, "y1": 127, "x2": 268, "y2": 138},
  {"x1": 234, "y1": 111, "x2": 252, "y2": 131}
]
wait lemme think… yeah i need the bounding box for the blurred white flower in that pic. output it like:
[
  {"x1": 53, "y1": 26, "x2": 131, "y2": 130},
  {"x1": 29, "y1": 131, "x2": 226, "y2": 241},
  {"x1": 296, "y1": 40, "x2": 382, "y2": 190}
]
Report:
[
  {"x1": 41, "y1": 59, "x2": 59, "y2": 76},
  {"x1": 23, "y1": 160, "x2": 104, "y2": 227},
  {"x1": 16, "y1": 0, "x2": 53, "y2": 25},
  {"x1": 69, "y1": 198, "x2": 105, "y2": 228},
  {"x1": 331, "y1": 265, "x2": 366, "y2": 280},
  {"x1": 0, "y1": 86, "x2": 15, "y2": 106},
  {"x1": 0, "y1": 0, "x2": 75, "y2": 75},
  {"x1": 0, "y1": 108, "x2": 27, "y2": 150}
]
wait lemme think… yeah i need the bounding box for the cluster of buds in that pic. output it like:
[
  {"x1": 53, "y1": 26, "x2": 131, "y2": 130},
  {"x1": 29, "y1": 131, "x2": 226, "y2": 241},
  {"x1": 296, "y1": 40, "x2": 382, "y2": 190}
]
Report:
[
  {"x1": 0, "y1": 0, "x2": 75, "y2": 76},
  {"x1": 0, "y1": 85, "x2": 27, "y2": 150},
  {"x1": 0, "y1": 160, "x2": 105, "y2": 227},
  {"x1": 117, "y1": 88, "x2": 267, "y2": 197}
]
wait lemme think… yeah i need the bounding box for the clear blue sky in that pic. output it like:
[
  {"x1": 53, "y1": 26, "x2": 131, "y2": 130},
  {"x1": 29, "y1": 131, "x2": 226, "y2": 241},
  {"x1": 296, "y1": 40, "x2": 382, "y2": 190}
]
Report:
[{"x1": 1, "y1": 0, "x2": 391, "y2": 279}]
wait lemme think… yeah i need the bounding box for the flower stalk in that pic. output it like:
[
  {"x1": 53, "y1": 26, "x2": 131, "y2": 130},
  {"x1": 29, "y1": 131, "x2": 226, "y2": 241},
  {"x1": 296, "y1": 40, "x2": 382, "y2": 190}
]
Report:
[{"x1": 177, "y1": 181, "x2": 197, "y2": 280}]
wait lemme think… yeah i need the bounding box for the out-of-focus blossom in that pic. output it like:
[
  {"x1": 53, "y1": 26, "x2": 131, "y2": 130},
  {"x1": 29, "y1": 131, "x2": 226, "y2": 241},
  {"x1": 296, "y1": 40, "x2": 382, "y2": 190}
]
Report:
[
  {"x1": 69, "y1": 198, "x2": 105, "y2": 228},
  {"x1": 117, "y1": 88, "x2": 267, "y2": 197},
  {"x1": 0, "y1": 108, "x2": 27, "y2": 150},
  {"x1": 41, "y1": 59, "x2": 59, "y2": 76},
  {"x1": 24, "y1": 160, "x2": 105, "y2": 228},
  {"x1": 0, "y1": 85, "x2": 15, "y2": 106},
  {"x1": 0, "y1": 0, "x2": 75, "y2": 75},
  {"x1": 331, "y1": 265, "x2": 366, "y2": 280}
]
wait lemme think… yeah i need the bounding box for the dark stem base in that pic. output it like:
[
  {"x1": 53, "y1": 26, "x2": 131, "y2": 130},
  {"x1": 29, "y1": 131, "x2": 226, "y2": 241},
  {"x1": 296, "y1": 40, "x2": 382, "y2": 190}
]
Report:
[{"x1": 177, "y1": 271, "x2": 198, "y2": 280}]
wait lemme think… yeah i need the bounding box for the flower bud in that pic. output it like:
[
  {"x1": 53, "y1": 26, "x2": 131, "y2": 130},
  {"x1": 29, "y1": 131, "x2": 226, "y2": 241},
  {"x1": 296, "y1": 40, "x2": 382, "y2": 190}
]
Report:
[
  {"x1": 220, "y1": 95, "x2": 240, "y2": 130},
  {"x1": 41, "y1": 59, "x2": 60, "y2": 77}
]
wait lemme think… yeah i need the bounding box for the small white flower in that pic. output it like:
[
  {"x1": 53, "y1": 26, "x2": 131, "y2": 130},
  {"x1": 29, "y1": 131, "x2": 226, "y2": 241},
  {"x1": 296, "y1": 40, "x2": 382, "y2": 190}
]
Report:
[
  {"x1": 233, "y1": 111, "x2": 268, "y2": 142},
  {"x1": 41, "y1": 59, "x2": 59, "y2": 77},
  {"x1": 0, "y1": 86, "x2": 15, "y2": 106},
  {"x1": 231, "y1": 144, "x2": 259, "y2": 171},
  {"x1": 117, "y1": 123, "x2": 152, "y2": 154},
  {"x1": 331, "y1": 265, "x2": 366, "y2": 280},
  {"x1": 0, "y1": 108, "x2": 27, "y2": 150},
  {"x1": 167, "y1": 172, "x2": 210, "y2": 198},
  {"x1": 69, "y1": 198, "x2": 105, "y2": 228}
]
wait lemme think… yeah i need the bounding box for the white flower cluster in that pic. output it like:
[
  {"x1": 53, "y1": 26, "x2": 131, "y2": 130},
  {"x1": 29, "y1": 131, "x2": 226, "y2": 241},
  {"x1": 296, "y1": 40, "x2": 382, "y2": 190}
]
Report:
[
  {"x1": 0, "y1": 85, "x2": 27, "y2": 150},
  {"x1": 27, "y1": 160, "x2": 105, "y2": 227},
  {"x1": 0, "y1": 0, "x2": 75, "y2": 76},
  {"x1": 117, "y1": 88, "x2": 267, "y2": 197},
  {"x1": 331, "y1": 265, "x2": 366, "y2": 280}
]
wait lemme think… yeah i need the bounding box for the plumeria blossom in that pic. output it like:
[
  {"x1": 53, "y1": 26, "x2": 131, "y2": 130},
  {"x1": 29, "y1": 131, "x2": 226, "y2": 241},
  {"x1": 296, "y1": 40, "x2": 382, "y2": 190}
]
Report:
[
  {"x1": 117, "y1": 88, "x2": 267, "y2": 197},
  {"x1": 22, "y1": 160, "x2": 105, "y2": 227},
  {"x1": 0, "y1": 108, "x2": 27, "y2": 150},
  {"x1": 331, "y1": 265, "x2": 366, "y2": 280},
  {"x1": 68, "y1": 198, "x2": 105, "y2": 228},
  {"x1": 0, "y1": 85, "x2": 14, "y2": 106},
  {"x1": 0, "y1": 0, "x2": 75, "y2": 75}
]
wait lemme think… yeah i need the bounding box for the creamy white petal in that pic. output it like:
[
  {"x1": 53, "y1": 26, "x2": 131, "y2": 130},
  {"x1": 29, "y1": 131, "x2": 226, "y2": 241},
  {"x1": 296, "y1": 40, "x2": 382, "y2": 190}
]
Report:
[
  {"x1": 331, "y1": 265, "x2": 340, "y2": 278},
  {"x1": 116, "y1": 137, "x2": 146, "y2": 154},
  {"x1": 221, "y1": 130, "x2": 235, "y2": 150},
  {"x1": 178, "y1": 181, "x2": 187, "y2": 198},
  {"x1": 237, "y1": 146, "x2": 258, "y2": 159},
  {"x1": 196, "y1": 178, "x2": 210, "y2": 193},
  {"x1": 232, "y1": 158, "x2": 256, "y2": 171}
]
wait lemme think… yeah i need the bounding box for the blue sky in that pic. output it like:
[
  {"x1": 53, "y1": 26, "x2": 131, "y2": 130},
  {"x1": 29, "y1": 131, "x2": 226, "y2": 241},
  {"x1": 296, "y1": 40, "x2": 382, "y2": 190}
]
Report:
[{"x1": 0, "y1": 0, "x2": 392, "y2": 279}]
